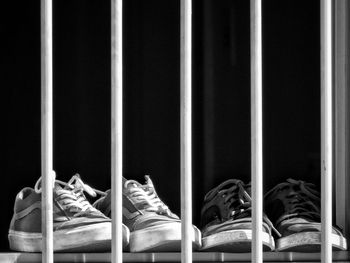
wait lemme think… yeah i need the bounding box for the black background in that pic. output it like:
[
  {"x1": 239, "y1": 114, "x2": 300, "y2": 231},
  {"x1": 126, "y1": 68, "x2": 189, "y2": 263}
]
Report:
[{"x1": 2, "y1": 0, "x2": 319, "y2": 251}]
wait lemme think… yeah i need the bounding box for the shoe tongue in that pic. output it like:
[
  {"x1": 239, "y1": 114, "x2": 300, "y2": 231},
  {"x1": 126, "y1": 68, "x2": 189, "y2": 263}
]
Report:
[
  {"x1": 53, "y1": 181, "x2": 79, "y2": 195},
  {"x1": 126, "y1": 178, "x2": 154, "y2": 194},
  {"x1": 53, "y1": 182, "x2": 64, "y2": 191},
  {"x1": 125, "y1": 181, "x2": 141, "y2": 191},
  {"x1": 124, "y1": 178, "x2": 153, "y2": 199}
]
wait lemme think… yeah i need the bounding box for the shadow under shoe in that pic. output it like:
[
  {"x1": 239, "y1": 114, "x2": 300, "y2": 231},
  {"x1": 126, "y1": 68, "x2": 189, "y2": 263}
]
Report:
[
  {"x1": 94, "y1": 175, "x2": 202, "y2": 252},
  {"x1": 8, "y1": 175, "x2": 118, "y2": 252},
  {"x1": 264, "y1": 178, "x2": 347, "y2": 252},
  {"x1": 200, "y1": 179, "x2": 277, "y2": 252}
]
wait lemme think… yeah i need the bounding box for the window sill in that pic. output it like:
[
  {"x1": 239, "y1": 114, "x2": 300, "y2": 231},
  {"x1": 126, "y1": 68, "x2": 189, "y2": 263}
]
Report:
[{"x1": 0, "y1": 251, "x2": 349, "y2": 263}]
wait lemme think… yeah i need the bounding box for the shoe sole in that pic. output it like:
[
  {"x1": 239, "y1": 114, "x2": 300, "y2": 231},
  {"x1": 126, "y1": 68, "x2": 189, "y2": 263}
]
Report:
[
  {"x1": 276, "y1": 231, "x2": 347, "y2": 252},
  {"x1": 200, "y1": 229, "x2": 275, "y2": 252},
  {"x1": 130, "y1": 222, "x2": 201, "y2": 252},
  {"x1": 9, "y1": 222, "x2": 129, "y2": 252}
]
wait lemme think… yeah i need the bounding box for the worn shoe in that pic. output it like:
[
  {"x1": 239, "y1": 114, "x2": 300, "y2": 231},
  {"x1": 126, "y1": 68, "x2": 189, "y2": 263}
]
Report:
[
  {"x1": 264, "y1": 178, "x2": 347, "y2": 252},
  {"x1": 8, "y1": 174, "x2": 129, "y2": 252},
  {"x1": 94, "y1": 175, "x2": 202, "y2": 252},
  {"x1": 200, "y1": 179, "x2": 277, "y2": 252}
]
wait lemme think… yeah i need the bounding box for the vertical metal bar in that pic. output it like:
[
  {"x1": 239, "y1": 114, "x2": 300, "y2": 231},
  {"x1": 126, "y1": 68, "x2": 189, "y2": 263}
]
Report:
[
  {"x1": 321, "y1": 0, "x2": 333, "y2": 262},
  {"x1": 180, "y1": 0, "x2": 192, "y2": 262},
  {"x1": 111, "y1": 0, "x2": 123, "y2": 262},
  {"x1": 41, "y1": 0, "x2": 53, "y2": 262},
  {"x1": 250, "y1": 0, "x2": 263, "y2": 262},
  {"x1": 334, "y1": 0, "x2": 350, "y2": 241}
]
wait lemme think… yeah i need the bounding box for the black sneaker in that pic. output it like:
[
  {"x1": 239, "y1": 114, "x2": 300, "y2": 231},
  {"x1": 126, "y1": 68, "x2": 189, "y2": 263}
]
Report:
[
  {"x1": 8, "y1": 174, "x2": 129, "y2": 252},
  {"x1": 200, "y1": 179, "x2": 277, "y2": 252},
  {"x1": 94, "y1": 175, "x2": 202, "y2": 252},
  {"x1": 264, "y1": 178, "x2": 347, "y2": 251}
]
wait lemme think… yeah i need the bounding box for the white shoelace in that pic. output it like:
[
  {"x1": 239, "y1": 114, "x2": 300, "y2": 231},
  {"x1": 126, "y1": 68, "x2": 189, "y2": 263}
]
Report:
[
  {"x1": 34, "y1": 173, "x2": 105, "y2": 217},
  {"x1": 125, "y1": 175, "x2": 170, "y2": 215}
]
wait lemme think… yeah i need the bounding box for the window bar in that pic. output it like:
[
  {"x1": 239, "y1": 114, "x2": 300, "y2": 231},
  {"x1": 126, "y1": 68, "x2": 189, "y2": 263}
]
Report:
[
  {"x1": 333, "y1": 0, "x2": 348, "y2": 244},
  {"x1": 321, "y1": 0, "x2": 333, "y2": 262},
  {"x1": 111, "y1": 0, "x2": 123, "y2": 262},
  {"x1": 334, "y1": 0, "x2": 349, "y2": 244},
  {"x1": 41, "y1": 0, "x2": 54, "y2": 262},
  {"x1": 180, "y1": 0, "x2": 192, "y2": 262},
  {"x1": 250, "y1": 0, "x2": 263, "y2": 262}
]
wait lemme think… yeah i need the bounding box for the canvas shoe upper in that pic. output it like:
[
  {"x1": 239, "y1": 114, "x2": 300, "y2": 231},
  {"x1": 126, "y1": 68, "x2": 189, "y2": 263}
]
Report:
[
  {"x1": 94, "y1": 175, "x2": 202, "y2": 252},
  {"x1": 8, "y1": 174, "x2": 128, "y2": 252},
  {"x1": 264, "y1": 178, "x2": 347, "y2": 251},
  {"x1": 200, "y1": 179, "x2": 277, "y2": 252}
]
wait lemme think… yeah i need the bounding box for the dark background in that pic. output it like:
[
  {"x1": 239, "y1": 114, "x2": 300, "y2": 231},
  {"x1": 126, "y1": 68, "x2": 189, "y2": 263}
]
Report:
[{"x1": 2, "y1": 0, "x2": 320, "y2": 251}]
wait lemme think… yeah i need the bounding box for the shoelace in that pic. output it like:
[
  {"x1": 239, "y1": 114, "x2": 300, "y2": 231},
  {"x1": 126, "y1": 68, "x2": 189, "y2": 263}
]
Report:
[
  {"x1": 204, "y1": 179, "x2": 251, "y2": 217},
  {"x1": 35, "y1": 173, "x2": 105, "y2": 217},
  {"x1": 125, "y1": 175, "x2": 170, "y2": 216},
  {"x1": 205, "y1": 179, "x2": 281, "y2": 237},
  {"x1": 265, "y1": 178, "x2": 321, "y2": 225}
]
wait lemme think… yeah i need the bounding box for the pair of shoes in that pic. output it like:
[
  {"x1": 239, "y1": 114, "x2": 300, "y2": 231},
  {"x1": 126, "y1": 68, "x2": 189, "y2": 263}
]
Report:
[
  {"x1": 200, "y1": 178, "x2": 347, "y2": 252},
  {"x1": 93, "y1": 176, "x2": 202, "y2": 252},
  {"x1": 9, "y1": 174, "x2": 202, "y2": 252}
]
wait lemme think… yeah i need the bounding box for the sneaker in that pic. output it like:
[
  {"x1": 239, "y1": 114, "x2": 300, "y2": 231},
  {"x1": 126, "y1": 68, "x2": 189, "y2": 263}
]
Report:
[
  {"x1": 264, "y1": 178, "x2": 347, "y2": 252},
  {"x1": 8, "y1": 174, "x2": 129, "y2": 252},
  {"x1": 94, "y1": 175, "x2": 202, "y2": 252},
  {"x1": 200, "y1": 179, "x2": 277, "y2": 252}
]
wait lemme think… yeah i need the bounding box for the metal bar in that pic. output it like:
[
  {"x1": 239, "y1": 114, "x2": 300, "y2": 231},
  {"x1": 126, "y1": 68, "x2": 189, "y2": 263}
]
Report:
[
  {"x1": 41, "y1": 0, "x2": 54, "y2": 261},
  {"x1": 111, "y1": 0, "x2": 123, "y2": 262},
  {"x1": 250, "y1": 0, "x2": 263, "y2": 262},
  {"x1": 180, "y1": 0, "x2": 192, "y2": 262},
  {"x1": 321, "y1": 0, "x2": 333, "y2": 262},
  {"x1": 334, "y1": 0, "x2": 350, "y2": 241}
]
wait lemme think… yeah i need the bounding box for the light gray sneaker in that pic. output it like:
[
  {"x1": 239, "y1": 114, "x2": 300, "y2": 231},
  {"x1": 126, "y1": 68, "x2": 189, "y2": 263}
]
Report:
[
  {"x1": 8, "y1": 174, "x2": 129, "y2": 252},
  {"x1": 94, "y1": 175, "x2": 202, "y2": 252},
  {"x1": 264, "y1": 178, "x2": 347, "y2": 252}
]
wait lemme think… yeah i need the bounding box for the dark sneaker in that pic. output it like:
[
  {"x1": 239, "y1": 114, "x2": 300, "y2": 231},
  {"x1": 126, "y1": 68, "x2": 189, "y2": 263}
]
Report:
[
  {"x1": 8, "y1": 174, "x2": 129, "y2": 252},
  {"x1": 200, "y1": 179, "x2": 277, "y2": 252},
  {"x1": 94, "y1": 175, "x2": 202, "y2": 252},
  {"x1": 264, "y1": 178, "x2": 347, "y2": 252}
]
